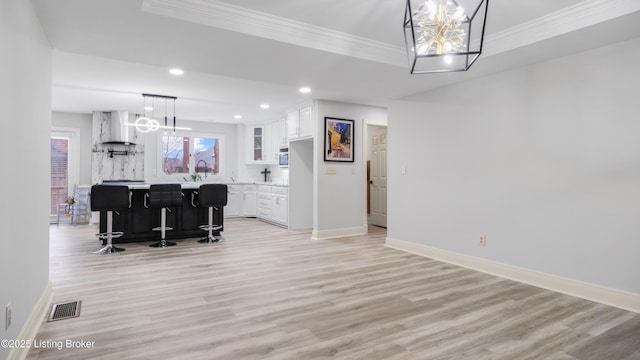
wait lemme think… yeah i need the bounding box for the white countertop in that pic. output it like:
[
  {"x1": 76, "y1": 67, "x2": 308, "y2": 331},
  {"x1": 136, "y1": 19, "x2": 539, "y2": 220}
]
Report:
[{"x1": 103, "y1": 181, "x2": 287, "y2": 190}]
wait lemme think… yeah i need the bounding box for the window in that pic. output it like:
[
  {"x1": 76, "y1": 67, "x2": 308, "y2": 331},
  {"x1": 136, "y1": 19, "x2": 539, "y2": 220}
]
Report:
[
  {"x1": 50, "y1": 127, "x2": 79, "y2": 219},
  {"x1": 161, "y1": 135, "x2": 190, "y2": 174},
  {"x1": 50, "y1": 137, "x2": 69, "y2": 215},
  {"x1": 194, "y1": 137, "x2": 219, "y2": 175},
  {"x1": 160, "y1": 133, "x2": 223, "y2": 178}
]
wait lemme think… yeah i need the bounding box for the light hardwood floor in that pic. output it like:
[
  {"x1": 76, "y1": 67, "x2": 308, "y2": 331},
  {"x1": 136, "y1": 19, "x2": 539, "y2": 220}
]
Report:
[{"x1": 27, "y1": 218, "x2": 639, "y2": 360}]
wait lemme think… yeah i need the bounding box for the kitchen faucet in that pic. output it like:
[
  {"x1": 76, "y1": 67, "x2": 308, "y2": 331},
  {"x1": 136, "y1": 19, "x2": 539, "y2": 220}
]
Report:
[{"x1": 196, "y1": 159, "x2": 208, "y2": 179}]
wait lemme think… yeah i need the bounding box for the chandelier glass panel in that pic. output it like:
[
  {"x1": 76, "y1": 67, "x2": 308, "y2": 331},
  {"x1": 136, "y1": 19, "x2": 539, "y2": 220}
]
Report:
[{"x1": 404, "y1": 0, "x2": 489, "y2": 74}]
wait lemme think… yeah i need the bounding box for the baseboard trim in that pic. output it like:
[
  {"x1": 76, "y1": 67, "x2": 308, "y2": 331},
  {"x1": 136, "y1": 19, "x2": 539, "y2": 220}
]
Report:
[
  {"x1": 8, "y1": 281, "x2": 53, "y2": 360},
  {"x1": 311, "y1": 226, "x2": 367, "y2": 240},
  {"x1": 385, "y1": 237, "x2": 640, "y2": 314}
]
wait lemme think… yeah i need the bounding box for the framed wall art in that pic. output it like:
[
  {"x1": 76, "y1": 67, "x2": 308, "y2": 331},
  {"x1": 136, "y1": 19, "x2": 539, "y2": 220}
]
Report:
[{"x1": 324, "y1": 117, "x2": 354, "y2": 162}]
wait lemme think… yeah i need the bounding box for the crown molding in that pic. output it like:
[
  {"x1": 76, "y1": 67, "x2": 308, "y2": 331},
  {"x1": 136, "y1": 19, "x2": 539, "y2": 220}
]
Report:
[
  {"x1": 141, "y1": 0, "x2": 406, "y2": 67},
  {"x1": 484, "y1": 0, "x2": 640, "y2": 58},
  {"x1": 142, "y1": 0, "x2": 640, "y2": 68}
]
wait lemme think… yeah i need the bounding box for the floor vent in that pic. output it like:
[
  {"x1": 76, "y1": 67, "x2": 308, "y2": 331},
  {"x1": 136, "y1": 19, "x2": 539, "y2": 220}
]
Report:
[{"x1": 48, "y1": 300, "x2": 82, "y2": 322}]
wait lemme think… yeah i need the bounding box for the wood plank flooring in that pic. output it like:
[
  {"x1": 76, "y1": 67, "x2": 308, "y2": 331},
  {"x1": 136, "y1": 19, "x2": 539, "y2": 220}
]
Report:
[{"x1": 27, "y1": 219, "x2": 639, "y2": 359}]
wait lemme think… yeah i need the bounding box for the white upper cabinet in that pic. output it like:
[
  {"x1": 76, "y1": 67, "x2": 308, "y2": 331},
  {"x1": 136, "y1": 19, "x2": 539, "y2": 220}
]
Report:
[
  {"x1": 245, "y1": 124, "x2": 276, "y2": 165},
  {"x1": 298, "y1": 106, "x2": 313, "y2": 138},
  {"x1": 286, "y1": 110, "x2": 299, "y2": 140},
  {"x1": 272, "y1": 117, "x2": 287, "y2": 149},
  {"x1": 244, "y1": 106, "x2": 310, "y2": 164},
  {"x1": 249, "y1": 125, "x2": 265, "y2": 163},
  {"x1": 267, "y1": 119, "x2": 286, "y2": 163},
  {"x1": 287, "y1": 105, "x2": 313, "y2": 141}
]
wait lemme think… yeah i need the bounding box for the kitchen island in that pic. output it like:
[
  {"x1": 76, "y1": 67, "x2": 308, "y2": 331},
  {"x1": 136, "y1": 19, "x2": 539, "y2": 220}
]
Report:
[{"x1": 98, "y1": 183, "x2": 225, "y2": 243}]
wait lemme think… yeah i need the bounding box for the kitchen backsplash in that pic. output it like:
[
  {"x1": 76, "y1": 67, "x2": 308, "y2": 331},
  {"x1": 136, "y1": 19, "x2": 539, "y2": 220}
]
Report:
[{"x1": 91, "y1": 111, "x2": 145, "y2": 183}]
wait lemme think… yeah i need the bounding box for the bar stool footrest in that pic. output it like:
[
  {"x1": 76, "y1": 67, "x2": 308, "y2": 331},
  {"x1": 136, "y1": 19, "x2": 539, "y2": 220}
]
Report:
[
  {"x1": 152, "y1": 227, "x2": 173, "y2": 232},
  {"x1": 96, "y1": 232, "x2": 124, "y2": 239},
  {"x1": 199, "y1": 224, "x2": 222, "y2": 231}
]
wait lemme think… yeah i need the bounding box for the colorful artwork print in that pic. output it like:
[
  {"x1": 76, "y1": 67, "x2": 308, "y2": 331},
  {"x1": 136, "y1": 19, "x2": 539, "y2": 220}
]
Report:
[{"x1": 324, "y1": 117, "x2": 354, "y2": 162}]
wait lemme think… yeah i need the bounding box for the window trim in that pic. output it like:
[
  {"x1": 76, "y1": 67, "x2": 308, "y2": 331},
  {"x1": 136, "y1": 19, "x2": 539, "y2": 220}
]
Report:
[
  {"x1": 156, "y1": 131, "x2": 226, "y2": 181},
  {"x1": 52, "y1": 127, "x2": 80, "y2": 194}
]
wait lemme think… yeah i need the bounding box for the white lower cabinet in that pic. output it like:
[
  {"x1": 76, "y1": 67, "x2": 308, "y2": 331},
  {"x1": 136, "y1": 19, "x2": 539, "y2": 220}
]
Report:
[
  {"x1": 257, "y1": 185, "x2": 288, "y2": 227},
  {"x1": 242, "y1": 184, "x2": 257, "y2": 216},
  {"x1": 223, "y1": 183, "x2": 287, "y2": 225},
  {"x1": 225, "y1": 184, "x2": 241, "y2": 217},
  {"x1": 257, "y1": 189, "x2": 272, "y2": 219},
  {"x1": 271, "y1": 186, "x2": 288, "y2": 225}
]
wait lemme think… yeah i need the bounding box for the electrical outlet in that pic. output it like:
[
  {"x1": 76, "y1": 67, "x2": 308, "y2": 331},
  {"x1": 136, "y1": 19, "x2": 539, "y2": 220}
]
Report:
[
  {"x1": 5, "y1": 302, "x2": 11, "y2": 330},
  {"x1": 479, "y1": 236, "x2": 486, "y2": 247}
]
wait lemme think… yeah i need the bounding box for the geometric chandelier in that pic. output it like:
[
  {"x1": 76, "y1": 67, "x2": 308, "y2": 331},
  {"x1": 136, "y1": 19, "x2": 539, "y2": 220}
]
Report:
[{"x1": 404, "y1": 0, "x2": 489, "y2": 74}]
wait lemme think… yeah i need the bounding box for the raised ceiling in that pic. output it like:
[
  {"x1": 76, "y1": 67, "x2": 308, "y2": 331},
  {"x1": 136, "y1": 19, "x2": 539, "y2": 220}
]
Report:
[{"x1": 32, "y1": 0, "x2": 640, "y2": 123}]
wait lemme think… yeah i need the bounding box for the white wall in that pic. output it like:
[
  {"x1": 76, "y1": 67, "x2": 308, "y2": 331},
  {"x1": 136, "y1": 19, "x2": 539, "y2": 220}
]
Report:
[
  {"x1": 313, "y1": 100, "x2": 387, "y2": 235},
  {"x1": 52, "y1": 112, "x2": 93, "y2": 185},
  {"x1": 289, "y1": 139, "x2": 313, "y2": 229},
  {"x1": 0, "y1": 0, "x2": 52, "y2": 358},
  {"x1": 388, "y1": 36, "x2": 640, "y2": 294}
]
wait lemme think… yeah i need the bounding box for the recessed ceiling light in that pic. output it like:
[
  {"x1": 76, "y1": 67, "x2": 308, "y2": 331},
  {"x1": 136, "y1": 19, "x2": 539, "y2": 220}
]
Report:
[
  {"x1": 234, "y1": 114, "x2": 242, "y2": 119},
  {"x1": 169, "y1": 68, "x2": 184, "y2": 75},
  {"x1": 144, "y1": 106, "x2": 153, "y2": 111},
  {"x1": 299, "y1": 87, "x2": 311, "y2": 94},
  {"x1": 260, "y1": 104, "x2": 270, "y2": 109}
]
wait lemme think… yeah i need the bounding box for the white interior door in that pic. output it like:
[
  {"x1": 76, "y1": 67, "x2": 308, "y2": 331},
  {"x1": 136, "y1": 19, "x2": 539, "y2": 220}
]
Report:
[{"x1": 370, "y1": 127, "x2": 387, "y2": 227}]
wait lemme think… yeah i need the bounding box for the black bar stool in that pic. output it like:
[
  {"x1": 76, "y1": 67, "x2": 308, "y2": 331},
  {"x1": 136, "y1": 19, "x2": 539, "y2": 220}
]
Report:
[
  {"x1": 195, "y1": 184, "x2": 228, "y2": 243},
  {"x1": 148, "y1": 184, "x2": 182, "y2": 248},
  {"x1": 91, "y1": 185, "x2": 130, "y2": 254}
]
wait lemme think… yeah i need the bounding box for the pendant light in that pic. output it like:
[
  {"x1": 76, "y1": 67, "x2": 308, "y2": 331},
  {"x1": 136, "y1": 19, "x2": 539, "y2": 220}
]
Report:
[
  {"x1": 134, "y1": 96, "x2": 159, "y2": 133},
  {"x1": 134, "y1": 93, "x2": 191, "y2": 132},
  {"x1": 404, "y1": 0, "x2": 489, "y2": 74}
]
